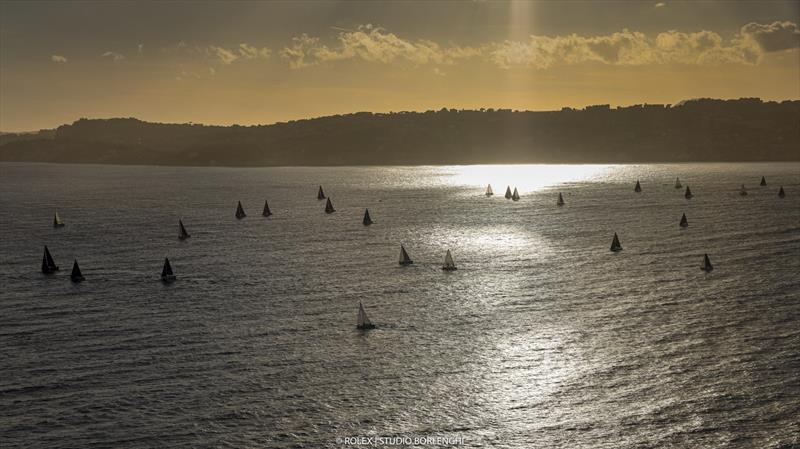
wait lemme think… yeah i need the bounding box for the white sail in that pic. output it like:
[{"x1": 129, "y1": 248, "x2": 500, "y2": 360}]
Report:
[
  {"x1": 53, "y1": 212, "x2": 64, "y2": 227},
  {"x1": 443, "y1": 249, "x2": 457, "y2": 270}
]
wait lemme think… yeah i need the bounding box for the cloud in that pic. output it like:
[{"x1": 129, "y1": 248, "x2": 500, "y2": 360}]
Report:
[
  {"x1": 51, "y1": 55, "x2": 67, "y2": 63},
  {"x1": 207, "y1": 43, "x2": 271, "y2": 64},
  {"x1": 281, "y1": 24, "x2": 480, "y2": 68},
  {"x1": 654, "y1": 2, "x2": 666, "y2": 8},
  {"x1": 101, "y1": 51, "x2": 125, "y2": 61},
  {"x1": 740, "y1": 21, "x2": 800, "y2": 52}
]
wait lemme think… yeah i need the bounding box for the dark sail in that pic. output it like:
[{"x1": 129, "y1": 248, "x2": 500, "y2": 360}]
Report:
[
  {"x1": 739, "y1": 184, "x2": 748, "y2": 196},
  {"x1": 325, "y1": 197, "x2": 335, "y2": 214},
  {"x1": 504, "y1": 186, "x2": 512, "y2": 199},
  {"x1": 675, "y1": 177, "x2": 682, "y2": 189},
  {"x1": 485, "y1": 184, "x2": 493, "y2": 196},
  {"x1": 70, "y1": 259, "x2": 84, "y2": 282},
  {"x1": 399, "y1": 244, "x2": 413, "y2": 265},
  {"x1": 53, "y1": 212, "x2": 65, "y2": 228},
  {"x1": 442, "y1": 249, "x2": 457, "y2": 271},
  {"x1": 778, "y1": 186, "x2": 785, "y2": 198},
  {"x1": 610, "y1": 233, "x2": 622, "y2": 252},
  {"x1": 236, "y1": 201, "x2": 246, "y2": 219},
  {"x1": 363, "y1": 208, "x2": 372, "y2": 225},
  {"x1": 42, "y1": 245, "x2": 59, "y2": 273},
  {"x1": 685, "y1": 186, "x2": 693, "y2": 199},
  {"x1": 702, "y1": 253, "x2": 713, "y2": 272},
  {"x1": 760, "y1": 176, "x2": 767, "y2": 186},
  {"x1": 679, "y1": 213, "x2": 688, "y2": 228},
  {"x1": 357, "y1": 302, "x2": 376, "y2": 330},
  {"x1": 317, "y1": 186, "x2": 326, "y2": 200},
  {"x1": 161, "y1": 257, "x2": 175, "y2": 281},
  {"x1": 556, "y1": 192, "x2": 564, "y2": 206},
  {"x1": 178, "y1": 219, "x2": 190, "y2": 240},
  {"x1": 634, "y1": 180, "x2": 642, "y2": 192},
  {"x1": 262, "y1": 200, "x2": 272, "y2": 217},
  {"x1": 511, "y1": 187, "x2": 520, "y2": 201}
]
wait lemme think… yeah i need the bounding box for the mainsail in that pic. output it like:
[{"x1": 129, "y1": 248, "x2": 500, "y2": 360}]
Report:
[
  {"x1": 317, "y1": 186, "x2": 326, "y2": 200},
  {"x1": 41, "y1": 245, "x2": 59, "y2": 273},
  {"x1": 485, "y1": 184, "x2": 494, "y2": 196},
  {"x1": 702, "y1": 253, "x2": 713, "y2": 272},
  {"x1": 262, "y1": 200, "x2": 272, "y2": 217},
  {"x1": 610, "y1": 233, "x2": 622, "y2": 252},
  {"x1": 679, "y1": 213, "x2": 688, "y2": 228},
  {"x1": 760, "y1": 176, "x2": 767, "y2": 186},
  {"x1": 161, "y1": 257, "x2": 176, "y2": 281},
  {"x1": 557, "y1": 192, "x2": 565, "y2": 206},
  {"x1": 505, "y1": 186, "x2": 512, "y2": 199},
  {"x1": 675, "y1": 177, "x2": 682, "y2": 189},
  {"x1": 357, "y1": 302, "x2": 376, "y2": 330},
  {"x1": 442, "y1": 249, "x2": 457, "y2": 271},
  {"x1": 634, "y1": 180, "x2": 642, "y2": 193},
  {"x1": 53, "y1": 212, "x2": 64, "y2": 228},
  {"x1": 399, "y1": 245, "x2": 413, "y2": 265},
  {"x1": 739, "y1": 184, "x2": 748, "y2": 196},
  {"x1": 178, "y1": 219, "x2": 190, "y2": 240},
  {"x1": 778, "y1": 186, "x2": 786, "y2": 198},
  {"x1": 363, "y1": 208, "x2": 373, "y2": 225},
  {"x1": 325, "y1": 197, "x2": 335, "y2": 214},
  {"x1": 511, "y1": 187, "x2": 520, "y2": 201},
  {"x1": 685, "y1": 186, "x2": 693, "y2": 199},
  {"x1": 70, "y1": 259, "x2": 85, "y2": 282},
  {"x1": 236, "y1": 201, "x2": 247, "y2": 219}
]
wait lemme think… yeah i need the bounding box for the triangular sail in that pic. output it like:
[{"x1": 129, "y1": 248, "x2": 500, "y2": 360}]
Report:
[
  {"x1": 685, "y1": 186, "x2": 693, "y2": 199},
  {"x1": 511, "y1": 187, "x2": 520, "y2": 201},
  {"x1": 317, "y1": 186, "x2": 326, "y2": 200},
  {"x1": 363, "y1": 209, "x2": 372, "y2": 225},
  {"x1": 399, "y1": 245, "x2": 413, "y2": 265},
  {"x1": 557, "y1": 192, "x2": 564, "y2": 206},
  {"x1": 675, "y1": 177, "x2": 682, "y2": 189},
  {"x1": 634, "y1": 180, "x2": 642, "y2": 192},
  {"x1": 236, "y1": 201, "x2": 246, "y2": 219},
  {"x1": 325, "y1": 197, "x2": 335, "y2": 213},
  {"x1": 71, "y1": 259, "x2": 84, "y2": 282},
  {"x1": 162, "y1": 257, "x2": 174, "y2": 278},
  {"x1": 53, "y1": 212, "x2": 64, "y2": 227},
  {"x1": 679, "y1": 213, "x2": 688, "y2": 228},
  {"x1": 443, "y1": 249, "x2": 457, "y2": 270},
  {"x1": 262, "y1": 200, "x2": 272, "y2": 217},
  {"x1": 357, "y1": 302, "x2": 375, "y2": 329},
  {"x1": 778, "y1": 186, "x2": 785, "y2": 198},
  {"x1": 178, "y1": 219, "x2": 190, "y2": 239},
  {"x1": 485, "y1": 184, "x2": 493, "y2": 196},
  {"x1": 702, "y1": 253, "x2": 713, "y2": 272},
  {"x1": 44, "y1": 245, "x2": 58, "y2": 271},
  {"x1": 760, "y1": 176, "x2": 767, "y2": 186},
  {"x1": 505, "y1": 186, "x2": 512, "y2": 199},
  {"x1": 610, "y1": 233, "x2": 622, "y2": 252}
]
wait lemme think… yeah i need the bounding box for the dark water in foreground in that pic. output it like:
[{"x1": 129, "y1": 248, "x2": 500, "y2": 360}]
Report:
[{"x1": 1, "y1": 163, "x2": 799, "y2": 448}]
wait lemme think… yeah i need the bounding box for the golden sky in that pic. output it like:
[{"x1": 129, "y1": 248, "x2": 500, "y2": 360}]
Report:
[{"x1": 0, "y1": 0, "x2": 798, "y2": 131}]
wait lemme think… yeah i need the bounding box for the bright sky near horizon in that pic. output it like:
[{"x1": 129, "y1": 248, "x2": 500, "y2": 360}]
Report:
[{"x1": 0, "y1": 0, "x2": 798, "y2": 131}]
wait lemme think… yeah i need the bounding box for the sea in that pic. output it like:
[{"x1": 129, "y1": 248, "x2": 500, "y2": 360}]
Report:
[{"x1": 1, "y1": 162, "x2": 798, "y2": 448}]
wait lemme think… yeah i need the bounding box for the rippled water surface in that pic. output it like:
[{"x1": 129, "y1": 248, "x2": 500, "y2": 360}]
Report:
[{"x1": 1, "y1": 163, "x2": 799, "y2": 448}]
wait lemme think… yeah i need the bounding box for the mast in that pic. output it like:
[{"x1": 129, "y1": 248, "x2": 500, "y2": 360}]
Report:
[
  {"x1": 399, "y1": 245, "x2": 413, "y2": 265},
  {"x1": 363, "y1": 209, "x2": 372, "y2": 225},
  {"x1": 634, "y1": 180, "x2": 642, "y2": 192},
  {"x1": 236, "y1": 201, "x2": 246, "y2": 219},
  {"x1": 325, "y1": 197, "x2": 335, "y2": 214},
  {"x1": 610, "y1": 233, "x2": 622, "y2": 252},
  {"x1": 556, "y1": 192, "x2": 564, "y2": 206},
  {"x1": 178, "y1": 219, "x2": 190, "y2": 240},
  {"x1": 679, "y1": 213, "x2": 688, "y2": 228},
  {"x1": 262, "y1": 200, "x2": 272, "y2": 217},
  {"x1": 70, "y1": 259, "x2": 85, "y2": 282},
  {"x1": 317, "y1": 186, "x2": 326, "y2": 200}
]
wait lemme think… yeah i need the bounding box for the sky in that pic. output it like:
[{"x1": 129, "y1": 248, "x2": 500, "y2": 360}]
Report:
[{"x1": 0, "y1": 0, "x2": 798, "y2": 131}]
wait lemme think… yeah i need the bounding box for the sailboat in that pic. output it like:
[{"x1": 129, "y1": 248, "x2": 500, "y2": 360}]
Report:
[
  {"x1": 610, "y1": 233, "x2": 622, "y2": 252},
  {"x1": 739, "y1": 184, "x2": 748, "y2": 196},
  {"x1": 363, "y1": 208, "x2": 373, "y2": 225},
  {"x1": 685, "y1": 186, "x2": 693, "y2": 199},
  {"x1": 504, "y1": 186, "x2": 512, "y2": 199},
  {"x1": 325, "y1": 197, "x2": 335, "y2": 214},
  {"x1": 357, "y1": 302, "x2": 376, "y2": 330},
  {"x1": 161, "y1": 257, "x2": 176, "y2": 282},
  {"x1": 760, "y1": 176, "x2": 767, "y2": 186},
  {"x1": 53, "y1": 212, "x2": 65, "y2": 228},
  {"x1": 399, "y1": 244, "x2": 413, "y2": 265},
  {"x1": 178, "y1": 219, "x2": 190, "y2": 240},
  {"x1": 262, "y1": 200, "x2": 272, "y2": 217},
  {"x1": 235, "y1": 201, "x2": 246, "y2": 219},
  {"x1": 317, "y1": 186, "x2": 326, "y2": 200},
  {"x1": 556, "y1": 192, "x2": 565, "y2": 206},
  {"x1": 701, "y1": 253, "x2": 713, "y2": 272},
  {"x1": 485, "y1": 184, "x2": 493, "y2": 196},
  {"x1": 511, "y1": 187, "x2": 520, "y2": 201},
  {"x1": 70, "y1": 259, "x2": 85, "y2": 282},
  {"x1": 634, "y1": 180, "x2": 642, "y2": 193},
  {"x1": 442, "y1": 249, "x2": 457, "y2": 271},
  {"x1": 778, "y1": 186, "x2": 786, "y2": 198},
  {"x1": 41, "y1": 245, "x2": 59, "y2": 273},
  {"x1": 675, "y1": 177, "x2": 682, "y2": 189},
  {"x1": 679, "y1": 213, "x2": 688, "y2": 228}
]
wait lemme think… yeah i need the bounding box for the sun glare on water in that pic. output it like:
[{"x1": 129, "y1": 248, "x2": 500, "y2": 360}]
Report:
[{"x1": 442, "y1": 164, "x2": 613, "y2": 192}]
